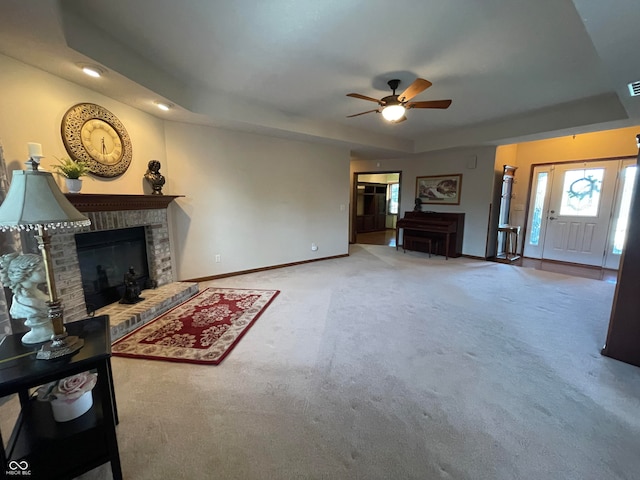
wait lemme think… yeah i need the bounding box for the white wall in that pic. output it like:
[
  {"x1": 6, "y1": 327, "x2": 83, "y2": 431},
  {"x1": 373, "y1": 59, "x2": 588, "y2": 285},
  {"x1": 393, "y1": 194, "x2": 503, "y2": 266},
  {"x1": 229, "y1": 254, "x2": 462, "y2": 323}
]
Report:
[
  {"x1": 164, "y1": 122, "x2": 350, "y2": 280},
  {"x1": 351, "y1": 147, "x2": 497, "y2": 258}
]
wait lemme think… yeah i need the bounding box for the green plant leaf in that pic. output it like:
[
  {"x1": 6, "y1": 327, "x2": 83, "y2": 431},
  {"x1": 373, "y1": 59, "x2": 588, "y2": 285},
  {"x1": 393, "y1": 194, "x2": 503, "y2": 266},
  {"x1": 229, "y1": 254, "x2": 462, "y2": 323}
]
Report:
[{"x1": 53, "y1": 157, "x2": 90, "y2": 179}]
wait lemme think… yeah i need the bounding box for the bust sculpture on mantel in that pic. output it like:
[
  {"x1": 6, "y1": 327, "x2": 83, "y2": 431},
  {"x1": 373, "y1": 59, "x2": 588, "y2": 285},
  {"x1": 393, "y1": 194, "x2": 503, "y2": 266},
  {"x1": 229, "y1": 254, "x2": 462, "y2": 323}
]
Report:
[{"x1": 144, "y1": 160, "x2": 165, "y2": 195}]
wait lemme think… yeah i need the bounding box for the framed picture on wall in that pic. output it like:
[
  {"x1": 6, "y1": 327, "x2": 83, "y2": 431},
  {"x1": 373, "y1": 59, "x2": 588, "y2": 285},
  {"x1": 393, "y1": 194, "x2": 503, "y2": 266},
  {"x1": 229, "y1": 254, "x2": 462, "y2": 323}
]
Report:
[{"x1": 416, "y1": 174, "x2": 462, "y2": 205}]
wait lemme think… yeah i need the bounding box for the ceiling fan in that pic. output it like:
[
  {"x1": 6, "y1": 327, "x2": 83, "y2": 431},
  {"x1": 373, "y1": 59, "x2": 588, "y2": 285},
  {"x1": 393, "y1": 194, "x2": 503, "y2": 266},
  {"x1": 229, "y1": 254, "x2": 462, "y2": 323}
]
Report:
[{"x1": 346, "y1": 78, "x2": 451, "y2": 123}]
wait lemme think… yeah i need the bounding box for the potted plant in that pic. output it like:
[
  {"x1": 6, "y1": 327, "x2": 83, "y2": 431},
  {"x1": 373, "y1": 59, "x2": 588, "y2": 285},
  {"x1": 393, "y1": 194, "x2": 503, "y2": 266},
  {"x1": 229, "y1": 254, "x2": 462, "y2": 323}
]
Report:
[{"x1": 53, "y1": 157, "x2": 90, "y2": 193}]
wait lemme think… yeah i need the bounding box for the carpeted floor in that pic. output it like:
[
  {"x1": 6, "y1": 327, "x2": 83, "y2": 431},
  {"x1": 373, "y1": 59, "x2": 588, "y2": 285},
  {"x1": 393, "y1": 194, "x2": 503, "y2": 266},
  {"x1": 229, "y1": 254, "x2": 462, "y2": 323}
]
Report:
[{"x1": 3, "y1": 244, "x2": 639, "y2": 479}]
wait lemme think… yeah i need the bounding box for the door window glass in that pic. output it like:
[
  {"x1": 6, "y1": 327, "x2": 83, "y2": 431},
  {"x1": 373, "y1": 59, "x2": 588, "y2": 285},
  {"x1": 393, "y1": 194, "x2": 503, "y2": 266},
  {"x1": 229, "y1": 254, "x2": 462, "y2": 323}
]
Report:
[
  {"x1": 529, "y1": 172, "x2": 548, "y2": 246},
  {"x1": 559, "y1": 168, "x2": 604, "y2": 216},
  {"x1": 613, "y1": 165, "x2": 637, "y2": 254}
]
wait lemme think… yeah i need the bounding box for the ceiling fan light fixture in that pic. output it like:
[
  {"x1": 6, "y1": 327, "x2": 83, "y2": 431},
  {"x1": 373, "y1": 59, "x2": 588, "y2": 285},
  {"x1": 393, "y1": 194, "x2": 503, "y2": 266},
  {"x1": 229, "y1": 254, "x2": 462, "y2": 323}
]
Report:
[
  {"x1": 347, "y1": 77, "x2": 449, "y2": 121},
  {"x1": 382, "y1": 104, "x2": 405, "y2": 122}
]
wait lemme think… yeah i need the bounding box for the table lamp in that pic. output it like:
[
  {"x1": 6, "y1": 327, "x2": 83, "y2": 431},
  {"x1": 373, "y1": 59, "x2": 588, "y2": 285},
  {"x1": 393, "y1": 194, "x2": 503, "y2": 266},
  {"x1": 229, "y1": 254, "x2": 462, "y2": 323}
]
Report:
[{"x1": 0, "y1": 144, "x2": 91, "y2": 359}]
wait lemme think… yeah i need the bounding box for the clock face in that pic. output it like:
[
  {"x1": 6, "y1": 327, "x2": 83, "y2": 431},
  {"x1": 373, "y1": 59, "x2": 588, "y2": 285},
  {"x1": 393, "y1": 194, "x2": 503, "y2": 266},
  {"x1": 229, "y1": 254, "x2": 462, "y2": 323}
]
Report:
[
  {"x1": 61, "y1": 103, "x2": 132, "y2": 178},
  {"x1": 80, "y1": 120, "x2": 123, "y2": 166}
]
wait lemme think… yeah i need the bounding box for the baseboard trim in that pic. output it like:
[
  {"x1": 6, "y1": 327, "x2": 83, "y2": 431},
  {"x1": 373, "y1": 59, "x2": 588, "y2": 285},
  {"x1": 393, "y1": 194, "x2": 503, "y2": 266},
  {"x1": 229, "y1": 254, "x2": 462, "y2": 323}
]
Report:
[
  {"x1": 521, "y1": 256, "x2": 612, "y2": 271},
  {"x1": 183, "y1": 253, "x2": 350, "y2": 283},
  {"x1": 461, "y1": 254, "x2": 486, "y2": 261}
]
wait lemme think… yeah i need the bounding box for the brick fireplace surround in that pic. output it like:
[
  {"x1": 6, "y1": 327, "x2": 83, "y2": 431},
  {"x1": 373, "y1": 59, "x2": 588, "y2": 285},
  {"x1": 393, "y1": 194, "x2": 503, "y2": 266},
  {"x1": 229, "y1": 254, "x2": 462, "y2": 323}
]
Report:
[{"x1": 48, "y1": 194, "x2": 197, "y2": 341}]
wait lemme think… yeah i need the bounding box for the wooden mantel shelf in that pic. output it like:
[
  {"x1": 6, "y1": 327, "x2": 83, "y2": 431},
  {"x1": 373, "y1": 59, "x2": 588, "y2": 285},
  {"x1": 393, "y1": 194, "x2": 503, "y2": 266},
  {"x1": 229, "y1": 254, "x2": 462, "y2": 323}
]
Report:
[{"x1": 64, "y1": 193, "x2": 184, "y2": 212}]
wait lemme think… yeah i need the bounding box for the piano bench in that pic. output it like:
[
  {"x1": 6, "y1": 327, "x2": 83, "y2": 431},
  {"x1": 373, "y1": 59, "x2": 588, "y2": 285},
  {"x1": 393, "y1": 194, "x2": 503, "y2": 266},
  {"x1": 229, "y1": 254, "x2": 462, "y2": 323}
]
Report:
[{"x1": 403, "y1": 236, "x2": 432, "y2": 258}]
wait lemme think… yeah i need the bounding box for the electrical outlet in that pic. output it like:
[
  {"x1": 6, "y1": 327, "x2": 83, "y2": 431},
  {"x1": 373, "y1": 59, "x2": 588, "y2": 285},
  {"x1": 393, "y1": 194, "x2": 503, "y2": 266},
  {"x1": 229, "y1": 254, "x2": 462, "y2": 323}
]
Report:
[
  {"x1": 311, "y1": 243, "x2": 318, "y2": 251},
  {"x1": 215, "y1": 254, "x2": 221, "y2": 263}
]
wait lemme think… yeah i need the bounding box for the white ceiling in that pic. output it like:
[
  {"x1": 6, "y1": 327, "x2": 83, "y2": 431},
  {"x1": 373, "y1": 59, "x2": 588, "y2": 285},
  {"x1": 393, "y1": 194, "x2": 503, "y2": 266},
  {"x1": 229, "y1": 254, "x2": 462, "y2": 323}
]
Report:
[{"x1": 1, "y1": 0, "x2": 639, "y2": 158}]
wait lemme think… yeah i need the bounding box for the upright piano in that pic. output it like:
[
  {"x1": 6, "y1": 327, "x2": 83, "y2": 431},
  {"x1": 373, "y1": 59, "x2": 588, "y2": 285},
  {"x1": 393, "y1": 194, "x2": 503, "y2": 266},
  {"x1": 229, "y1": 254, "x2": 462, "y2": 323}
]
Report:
[{"x1": 396, "y1": 211, "x2": 465, "y2": 259}]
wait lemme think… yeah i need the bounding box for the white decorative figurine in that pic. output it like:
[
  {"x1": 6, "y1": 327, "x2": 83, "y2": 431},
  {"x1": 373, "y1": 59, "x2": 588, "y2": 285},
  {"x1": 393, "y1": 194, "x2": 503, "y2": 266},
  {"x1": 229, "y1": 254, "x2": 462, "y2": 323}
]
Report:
[{"x1": 0, "y1": 252, "x2": 53, "y2": 343}]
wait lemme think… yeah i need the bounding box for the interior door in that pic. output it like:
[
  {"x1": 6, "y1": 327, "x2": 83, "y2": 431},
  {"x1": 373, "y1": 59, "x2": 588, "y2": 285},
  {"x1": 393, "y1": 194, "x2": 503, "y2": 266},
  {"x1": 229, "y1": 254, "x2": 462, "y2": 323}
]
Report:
[{"x1": 541, "y1": 161, "x2": 617, "y2": 266}]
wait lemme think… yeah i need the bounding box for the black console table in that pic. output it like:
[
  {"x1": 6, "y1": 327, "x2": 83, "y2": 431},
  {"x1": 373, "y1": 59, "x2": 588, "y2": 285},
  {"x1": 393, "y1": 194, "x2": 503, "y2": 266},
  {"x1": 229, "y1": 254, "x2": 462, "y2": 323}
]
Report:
[{"x1": 0, "y1": 315, "x2": 122, "y2": 479}]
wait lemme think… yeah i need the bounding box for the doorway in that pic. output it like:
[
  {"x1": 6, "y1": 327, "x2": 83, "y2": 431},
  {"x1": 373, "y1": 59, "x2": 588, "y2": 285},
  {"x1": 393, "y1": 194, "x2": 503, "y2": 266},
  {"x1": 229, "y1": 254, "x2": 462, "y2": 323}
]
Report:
[
  {"x1": 352, "y1": 171, "x2": 401, "y2": 246},
  {"x1": 523, "y1": 158, "x2": 636, "y2": 269}
]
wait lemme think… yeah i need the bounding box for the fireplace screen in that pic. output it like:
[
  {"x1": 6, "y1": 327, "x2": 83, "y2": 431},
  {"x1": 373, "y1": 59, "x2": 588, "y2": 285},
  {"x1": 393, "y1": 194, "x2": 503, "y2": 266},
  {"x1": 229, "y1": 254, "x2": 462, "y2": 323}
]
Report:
[{"x1": 75, "y1": 226, "x2": 150, "y2": 312}]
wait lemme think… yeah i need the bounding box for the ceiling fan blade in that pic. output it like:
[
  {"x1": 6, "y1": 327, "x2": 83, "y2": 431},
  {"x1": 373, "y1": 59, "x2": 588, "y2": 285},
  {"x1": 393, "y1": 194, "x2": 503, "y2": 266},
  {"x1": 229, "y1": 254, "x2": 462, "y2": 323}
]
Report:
[
  {"x1": 406, "y1": 99, "x2": 452, "y2": 109},
  {"x1": 346, "y1": 93, "x2": 381, "y2": 103},
  {"x1": 346, "y1": 109, "x2": 379, "y2": 118},
  {"x1": 397, "y1": 78, "x2": 432, "y2": 102}
]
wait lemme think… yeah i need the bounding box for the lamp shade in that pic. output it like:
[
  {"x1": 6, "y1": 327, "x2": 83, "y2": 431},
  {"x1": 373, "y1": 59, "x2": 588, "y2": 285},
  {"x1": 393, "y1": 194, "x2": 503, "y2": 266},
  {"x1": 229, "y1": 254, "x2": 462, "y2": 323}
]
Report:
[
  {"x1": 381, "y1": 104, "x2": 405, "y2": 122},
  {"x1": 0, "y1": 168, "x2": 90, "y2": 230}
]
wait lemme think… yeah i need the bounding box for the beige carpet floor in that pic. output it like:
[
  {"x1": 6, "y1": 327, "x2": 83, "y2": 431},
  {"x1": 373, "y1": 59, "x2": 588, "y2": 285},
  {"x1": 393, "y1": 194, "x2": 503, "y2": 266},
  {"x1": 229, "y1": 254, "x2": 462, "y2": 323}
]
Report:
[{"x1": 4, "y1": 244, "x2": 640, "y2": 479}]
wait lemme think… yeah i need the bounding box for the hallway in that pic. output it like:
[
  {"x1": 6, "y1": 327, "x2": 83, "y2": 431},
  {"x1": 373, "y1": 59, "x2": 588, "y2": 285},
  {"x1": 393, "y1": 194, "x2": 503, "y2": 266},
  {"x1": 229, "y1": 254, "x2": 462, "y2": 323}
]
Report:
[{"x1": 355, "y1": 229, "x2": 396, "y2": 247}]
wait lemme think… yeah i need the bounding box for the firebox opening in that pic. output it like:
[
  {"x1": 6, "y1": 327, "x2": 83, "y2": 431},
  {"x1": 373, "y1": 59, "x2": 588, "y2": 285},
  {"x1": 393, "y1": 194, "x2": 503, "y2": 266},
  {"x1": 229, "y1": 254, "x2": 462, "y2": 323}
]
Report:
[{"x1": 75, "y1": 226, "x2": 150, "y2": 312}]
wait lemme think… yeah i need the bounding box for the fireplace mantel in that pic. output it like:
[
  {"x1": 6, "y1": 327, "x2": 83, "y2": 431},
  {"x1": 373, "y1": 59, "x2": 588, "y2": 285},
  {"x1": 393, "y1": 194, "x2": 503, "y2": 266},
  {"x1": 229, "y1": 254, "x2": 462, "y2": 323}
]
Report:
[{"x1": 64, "y1": 194, "x2": 183, "y2": 212}]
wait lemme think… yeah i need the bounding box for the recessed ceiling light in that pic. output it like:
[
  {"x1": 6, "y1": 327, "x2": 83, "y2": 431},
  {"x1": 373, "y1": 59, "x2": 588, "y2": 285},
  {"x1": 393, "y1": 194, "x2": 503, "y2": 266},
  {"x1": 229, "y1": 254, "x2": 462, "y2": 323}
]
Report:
[
  {"x1": 79, "y1": 64, "x2": 105, "y2": 78},
  {"x1": 155, "y1": 101, "x2": 172, "y2": 111}
]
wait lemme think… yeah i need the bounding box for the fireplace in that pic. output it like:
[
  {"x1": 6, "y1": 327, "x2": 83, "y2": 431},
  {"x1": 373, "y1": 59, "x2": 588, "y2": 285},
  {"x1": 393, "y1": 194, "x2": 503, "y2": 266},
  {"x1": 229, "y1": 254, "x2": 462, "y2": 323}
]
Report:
[
  {"x1": 46, "y1": 194, "x2": 183, "y2": 323},
  {"x1": 0, "y1": 194, "x2": 197, "y2": 339},
  {"x1": 75, "y1": 226, "x2": 151, "y2": 312}
]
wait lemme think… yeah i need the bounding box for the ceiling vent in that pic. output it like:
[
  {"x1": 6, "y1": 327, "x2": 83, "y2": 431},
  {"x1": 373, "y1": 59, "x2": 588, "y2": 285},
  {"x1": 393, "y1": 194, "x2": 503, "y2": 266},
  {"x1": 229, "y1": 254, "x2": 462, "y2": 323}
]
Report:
[{"x1": 628, "y1": 81, "x2": 640, "y2": 97}]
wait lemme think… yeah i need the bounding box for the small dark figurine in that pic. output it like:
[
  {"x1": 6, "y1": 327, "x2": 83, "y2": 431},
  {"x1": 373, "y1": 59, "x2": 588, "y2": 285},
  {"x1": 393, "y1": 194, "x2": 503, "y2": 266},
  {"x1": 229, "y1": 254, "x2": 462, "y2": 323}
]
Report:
[
  {"x1": 414, "y1": 197, "x2": 422, "y2": 211},
  {"x1": 144, "y1": 160, "x2": 165, "y2": 195},
  {"x1": 120, "y1": 266, "x2": 144, "y2": 304}
]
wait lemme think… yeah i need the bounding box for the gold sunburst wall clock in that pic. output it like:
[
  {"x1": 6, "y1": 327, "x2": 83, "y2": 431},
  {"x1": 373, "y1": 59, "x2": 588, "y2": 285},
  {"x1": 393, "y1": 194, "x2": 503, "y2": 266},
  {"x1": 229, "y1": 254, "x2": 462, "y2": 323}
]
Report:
[{"x1": 61, "y1": 103, "x2": 132, "y2": 178}]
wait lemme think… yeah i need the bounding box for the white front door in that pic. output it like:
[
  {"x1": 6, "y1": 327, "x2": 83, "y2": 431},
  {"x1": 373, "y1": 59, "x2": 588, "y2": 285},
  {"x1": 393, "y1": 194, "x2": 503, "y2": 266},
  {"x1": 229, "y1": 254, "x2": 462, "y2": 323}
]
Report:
[
  {"x1": 542, "y1": 161, "x2": 617, "y2": 266},
  {"x1": 524, "y1": 159, "x2": 634, "y2": 268}
]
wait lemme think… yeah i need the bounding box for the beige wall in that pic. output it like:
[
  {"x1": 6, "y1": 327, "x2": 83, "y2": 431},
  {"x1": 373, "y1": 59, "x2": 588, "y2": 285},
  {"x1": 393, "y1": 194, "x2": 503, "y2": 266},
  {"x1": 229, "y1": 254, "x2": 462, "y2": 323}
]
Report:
[
  {"x1": 164, "y1": 122, "x2": 350, "y2": 280},
  {"x1": 351, "y1": 147, "x2": 497, "y2": 258},
  {"x1": 0, "y1": 54, "x2": 166, "y2": 195},
  {"x1": 0, "y1": 54, "x2": 350, "y2": 281}
]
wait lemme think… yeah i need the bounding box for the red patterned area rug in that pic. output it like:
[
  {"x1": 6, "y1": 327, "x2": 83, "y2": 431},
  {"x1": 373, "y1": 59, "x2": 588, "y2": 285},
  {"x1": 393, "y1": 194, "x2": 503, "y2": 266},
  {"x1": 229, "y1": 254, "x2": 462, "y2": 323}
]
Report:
[{"x1": 112, "y1": 288, "x2": 279, "y2": 364}]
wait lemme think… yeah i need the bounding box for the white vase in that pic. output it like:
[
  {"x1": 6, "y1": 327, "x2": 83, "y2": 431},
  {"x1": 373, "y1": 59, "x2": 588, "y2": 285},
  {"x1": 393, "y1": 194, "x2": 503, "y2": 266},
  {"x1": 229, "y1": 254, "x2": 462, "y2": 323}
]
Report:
[
  {"x1": 50, "y1": 390, "x2": 94, "y2": 422},
  {"x1": 65, "y1": 178, "x2": 83, "y2": 194}
]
